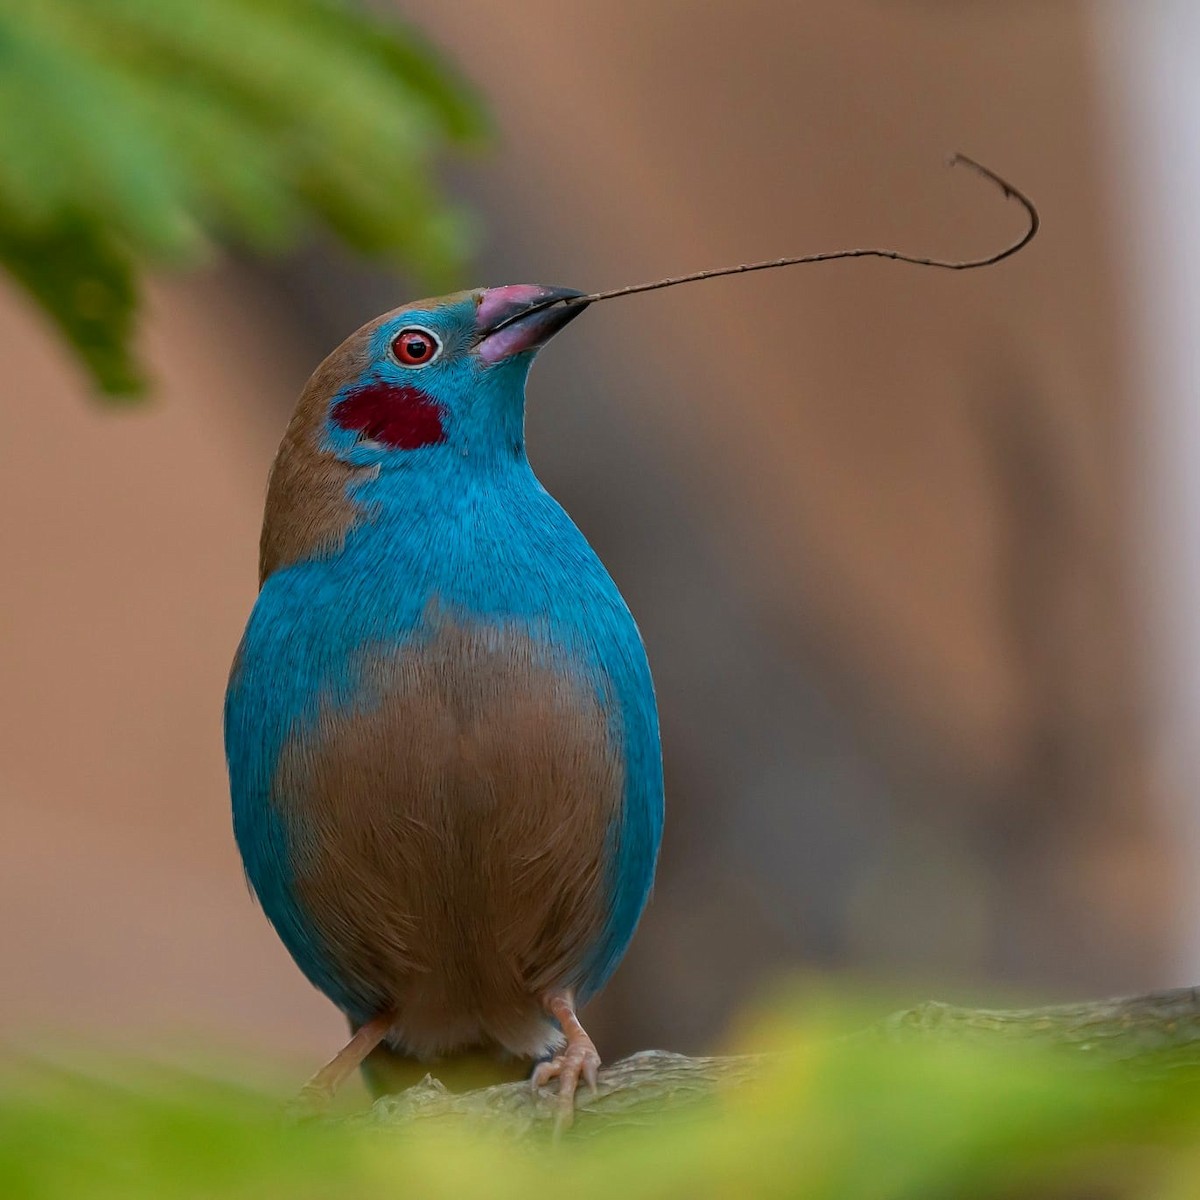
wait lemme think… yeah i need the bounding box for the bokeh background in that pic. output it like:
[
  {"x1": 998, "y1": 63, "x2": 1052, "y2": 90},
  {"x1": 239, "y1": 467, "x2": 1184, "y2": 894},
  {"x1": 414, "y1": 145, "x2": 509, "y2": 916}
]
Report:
[{"x1": 3, "y1": 0, "x2": 1199, "y2": 1076}]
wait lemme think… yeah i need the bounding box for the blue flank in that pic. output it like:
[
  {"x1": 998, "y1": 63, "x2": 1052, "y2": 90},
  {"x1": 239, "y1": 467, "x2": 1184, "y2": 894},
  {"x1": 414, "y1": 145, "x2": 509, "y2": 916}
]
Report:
[{"x1": 224, "y1": 297, "x2": 663, "y2": 1026}]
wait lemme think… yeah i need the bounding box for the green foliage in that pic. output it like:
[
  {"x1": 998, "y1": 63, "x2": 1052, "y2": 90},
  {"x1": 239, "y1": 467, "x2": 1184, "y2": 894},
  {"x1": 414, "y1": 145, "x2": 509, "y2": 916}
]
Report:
[
  {"x1": 0, "y1": 0, "x2": 487, "y2": 397},
  {"x1": 6, "y1": 997, "x2": 1200, "y2": 1200}
]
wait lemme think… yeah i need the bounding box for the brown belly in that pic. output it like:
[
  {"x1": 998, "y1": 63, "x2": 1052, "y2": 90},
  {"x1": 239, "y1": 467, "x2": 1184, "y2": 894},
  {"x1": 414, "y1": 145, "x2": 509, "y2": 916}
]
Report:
[{"x1": 271, "y1": 621, "x2": 623, "y2": 1058}]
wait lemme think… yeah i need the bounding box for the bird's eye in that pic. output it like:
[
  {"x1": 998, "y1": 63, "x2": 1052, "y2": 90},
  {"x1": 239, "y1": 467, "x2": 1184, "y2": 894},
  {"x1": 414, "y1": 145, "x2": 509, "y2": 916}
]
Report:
[{"x1": 391, "y1": 327, "x2": 441, "y2": 367}]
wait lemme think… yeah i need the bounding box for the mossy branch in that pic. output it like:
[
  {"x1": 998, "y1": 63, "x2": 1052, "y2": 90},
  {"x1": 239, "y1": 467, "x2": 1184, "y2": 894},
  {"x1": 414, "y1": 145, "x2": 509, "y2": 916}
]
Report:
[{"x1": 357, "y1": 987, "x2": 1200, "y2": 1137}]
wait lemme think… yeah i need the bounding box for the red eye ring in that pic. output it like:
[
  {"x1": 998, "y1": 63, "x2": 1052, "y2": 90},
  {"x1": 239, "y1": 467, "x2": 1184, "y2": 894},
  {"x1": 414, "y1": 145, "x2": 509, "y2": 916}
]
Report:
[{"x1": 391, "y1": 327, "x2": 440, "y2": 367}]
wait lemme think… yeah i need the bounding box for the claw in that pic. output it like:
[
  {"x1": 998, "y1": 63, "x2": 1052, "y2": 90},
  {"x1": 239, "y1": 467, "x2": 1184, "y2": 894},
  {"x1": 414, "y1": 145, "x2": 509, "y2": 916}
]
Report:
[
  {"x1": 530, "y1": 1059, "x2": 556, "y2": 1090},
  {"x1": 530, "y1": 991, "x2": 602, "y2": 1133},
  {"x1": 529, "y1": 1042, "x2": 601, "y2": 1132}
]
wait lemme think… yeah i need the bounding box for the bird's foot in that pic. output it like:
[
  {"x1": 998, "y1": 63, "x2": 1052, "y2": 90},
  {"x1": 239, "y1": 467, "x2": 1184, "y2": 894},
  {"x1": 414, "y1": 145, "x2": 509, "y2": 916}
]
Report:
[
  {"x1": 530, "y1": 992, "x2": 600, "y2": 1133},
  {"x1": 285, "y1": 1011, "x2": 394, "y2": 1121},
  {"x1": 285, "y1": 1079, "x2": 336, "y2": 1122}
]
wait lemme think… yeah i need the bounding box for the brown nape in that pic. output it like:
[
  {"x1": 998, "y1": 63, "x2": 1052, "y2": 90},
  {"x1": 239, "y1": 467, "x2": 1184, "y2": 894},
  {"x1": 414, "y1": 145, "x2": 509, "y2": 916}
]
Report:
[
  {"x1": 257, "y1": 293, "x2": 479, "y2": 586},
  {"x1": 259, "y1": 323, "x2": 374, "y2": 584},
  {"x1": 272, "y1": 618, "x2": 624, "y2": 1059}
]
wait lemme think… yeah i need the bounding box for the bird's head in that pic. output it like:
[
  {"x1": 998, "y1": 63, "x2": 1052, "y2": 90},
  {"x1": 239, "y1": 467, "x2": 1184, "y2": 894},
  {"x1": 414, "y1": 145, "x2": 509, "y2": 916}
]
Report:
[
  {"x1": 309, "y1": 284, "x2": 587, "y2": 467},
  {"x1": 260, "y1": 285, "x2": 587, "y2": 580}
]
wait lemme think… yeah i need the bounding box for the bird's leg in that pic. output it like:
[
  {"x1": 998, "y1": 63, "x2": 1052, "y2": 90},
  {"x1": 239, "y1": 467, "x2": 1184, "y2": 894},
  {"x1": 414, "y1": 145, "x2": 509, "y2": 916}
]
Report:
[
  {"x1": 530, "y1": 991, "x2": 601, "y2": 1130},
  {"x1": 291, "y1": 1011, "x2": 394, "y2": 1117}
]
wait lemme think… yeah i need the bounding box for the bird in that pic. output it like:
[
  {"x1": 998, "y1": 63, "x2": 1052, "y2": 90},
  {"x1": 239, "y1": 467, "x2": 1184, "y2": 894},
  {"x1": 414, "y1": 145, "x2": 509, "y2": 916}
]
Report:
[{"x1": 224, "y1": 284, "x2": 664, "y2": 1119}]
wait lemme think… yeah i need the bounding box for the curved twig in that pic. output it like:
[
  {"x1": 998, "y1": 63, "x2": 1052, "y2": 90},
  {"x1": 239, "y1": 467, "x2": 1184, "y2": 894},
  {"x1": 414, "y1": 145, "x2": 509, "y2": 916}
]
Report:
[{"x1": 488, "y1": 153, "x2": 1038, "y2": 334}]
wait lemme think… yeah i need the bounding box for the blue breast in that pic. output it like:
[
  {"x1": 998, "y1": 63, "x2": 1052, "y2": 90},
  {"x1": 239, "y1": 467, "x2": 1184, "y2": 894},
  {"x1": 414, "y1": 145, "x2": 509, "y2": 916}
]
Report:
[{"x1": 225, "y1": 451, "x2": 663, "y2": 1018}]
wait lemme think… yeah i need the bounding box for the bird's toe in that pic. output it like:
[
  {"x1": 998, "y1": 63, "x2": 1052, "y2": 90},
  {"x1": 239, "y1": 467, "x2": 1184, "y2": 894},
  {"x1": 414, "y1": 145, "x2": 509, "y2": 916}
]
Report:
[{"x1": 531, "y1": 1041, "x2": 602, "y2": 1132}]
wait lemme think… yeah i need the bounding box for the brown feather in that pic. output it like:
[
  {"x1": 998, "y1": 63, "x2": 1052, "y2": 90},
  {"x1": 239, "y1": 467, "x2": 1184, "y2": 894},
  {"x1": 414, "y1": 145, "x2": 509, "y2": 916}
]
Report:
[
  {"x1": 259, "y1": 325, "x2": 373, "y2": 583},
  {"x1": 272, "y1": 619, "x2": 622, "y2": 1059}
]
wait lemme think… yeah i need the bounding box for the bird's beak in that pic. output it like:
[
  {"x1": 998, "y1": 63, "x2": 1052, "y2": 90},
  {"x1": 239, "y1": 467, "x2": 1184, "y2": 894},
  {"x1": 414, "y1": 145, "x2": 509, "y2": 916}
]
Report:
[{"x1": 475, "y1": 284, "x2": 589, "y2": 364}]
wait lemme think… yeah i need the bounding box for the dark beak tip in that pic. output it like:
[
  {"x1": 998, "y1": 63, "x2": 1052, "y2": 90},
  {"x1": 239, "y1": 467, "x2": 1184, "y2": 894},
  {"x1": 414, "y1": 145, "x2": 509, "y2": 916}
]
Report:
[
  {"x1": 475, "y1": 284, "x2": 590, "y2": 363},
  {"x1": 475, "y1": 284, "x2": 584, "y2": 332}
]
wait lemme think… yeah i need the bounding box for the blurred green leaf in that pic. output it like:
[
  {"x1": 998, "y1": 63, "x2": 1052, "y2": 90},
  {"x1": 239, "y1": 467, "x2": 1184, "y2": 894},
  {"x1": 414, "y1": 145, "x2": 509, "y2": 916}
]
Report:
[
  {"x1": 0, "y1": 209, "x2": 144, "y2": 396},
  {"x1": 0, "y1": 0, "x2": 488, "y2": 398},
  {"x1": 7, "y1": 992, "x2": 1200, "y2": 1200}
]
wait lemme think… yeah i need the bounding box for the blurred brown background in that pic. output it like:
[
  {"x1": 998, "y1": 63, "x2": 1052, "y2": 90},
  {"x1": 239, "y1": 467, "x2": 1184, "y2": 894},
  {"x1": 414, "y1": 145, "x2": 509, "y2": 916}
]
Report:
[{"x1": 2, "y1": 1, "x2": 1194, "y2": 1070}]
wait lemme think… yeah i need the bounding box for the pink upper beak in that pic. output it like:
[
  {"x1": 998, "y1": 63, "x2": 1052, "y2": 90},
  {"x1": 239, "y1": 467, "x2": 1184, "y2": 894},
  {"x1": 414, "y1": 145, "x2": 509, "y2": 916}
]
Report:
[{"x1": 475, "y1": 284, "x2": 588, "y2": 363}]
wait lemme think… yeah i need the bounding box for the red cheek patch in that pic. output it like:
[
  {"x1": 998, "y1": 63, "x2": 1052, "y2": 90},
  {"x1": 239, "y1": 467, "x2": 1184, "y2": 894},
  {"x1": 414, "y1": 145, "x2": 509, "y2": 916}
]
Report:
[{"x1": 331, "y1": 382, "x2": 446, "y2": 450}]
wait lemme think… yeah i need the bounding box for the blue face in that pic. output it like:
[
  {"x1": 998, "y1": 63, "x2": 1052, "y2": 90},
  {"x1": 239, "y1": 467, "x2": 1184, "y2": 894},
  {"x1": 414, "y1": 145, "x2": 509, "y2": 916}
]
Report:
[{"x1": 321, "y1": 285, "x2": 587, "y2": 470}]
